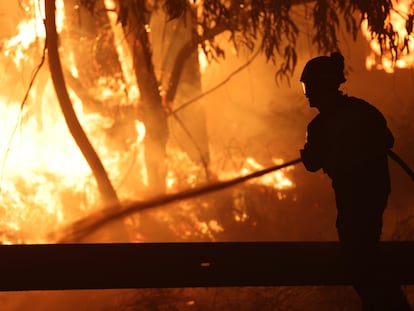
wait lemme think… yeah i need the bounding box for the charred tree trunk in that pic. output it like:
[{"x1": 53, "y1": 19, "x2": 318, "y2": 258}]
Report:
[
  {"x1": 121, "y1": 0, "x2": 169, "y2": 194},
  {"x1": 45, "y1": 0, "x2": 128, "y2": 242}
]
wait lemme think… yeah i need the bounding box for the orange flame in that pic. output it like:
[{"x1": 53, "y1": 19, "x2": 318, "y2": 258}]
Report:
[
  {"x1": 0, "y1": 1, "x2": 296, "y2": 243},
  {"x1": 0, "y1": 0, "x2": 148, "y2": 243},
  {"x1": 362, "y1": 0, "x2": 414, "y2": 72}
]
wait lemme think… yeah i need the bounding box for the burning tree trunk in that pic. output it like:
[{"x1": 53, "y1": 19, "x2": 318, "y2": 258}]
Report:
[
  {"x1": 120, "y1": 0, "x2": 169, "y2": 195},
  {"x1": 153, "y1": 7, "x2": 211, "y2": 179},
  {"x1": 45, "y1": 0, "x2": 128, "y2": 242}
]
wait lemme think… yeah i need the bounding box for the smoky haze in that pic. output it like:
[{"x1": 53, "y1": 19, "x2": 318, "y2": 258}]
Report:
[
  {"x1": 0, "y1": 1, "x2": 413, "y2": 310},
  {"x1": 0, "y1": 0, "x2": 412, "y2": 244}
]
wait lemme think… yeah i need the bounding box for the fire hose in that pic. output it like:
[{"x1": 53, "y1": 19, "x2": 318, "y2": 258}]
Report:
[
  {"x1": 59, "y1": 151, "x2": 413, "y2": 242},
  {"x1": 388, "y1": 149, "x2": 414, "y2": 182}
]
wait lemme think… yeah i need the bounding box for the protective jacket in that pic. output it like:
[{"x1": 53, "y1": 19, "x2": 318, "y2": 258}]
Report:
[{"x1": 301, "y1": 94, "x2": 394, "y2": 193}]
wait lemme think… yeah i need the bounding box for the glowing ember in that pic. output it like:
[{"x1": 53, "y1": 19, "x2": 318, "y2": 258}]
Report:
[{"x1": 362, "y1": 0, "x2": 414, "y2": 72}]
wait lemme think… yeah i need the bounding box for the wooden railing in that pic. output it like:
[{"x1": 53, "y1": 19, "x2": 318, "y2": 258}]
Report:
[{"x1": 0, "y1": 241, "x2": 413, "y2": 291}]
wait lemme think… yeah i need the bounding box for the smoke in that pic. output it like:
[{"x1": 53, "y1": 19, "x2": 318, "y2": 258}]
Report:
[{"x1": 0, "y1": 2, "x2": 413, "y2": 310}]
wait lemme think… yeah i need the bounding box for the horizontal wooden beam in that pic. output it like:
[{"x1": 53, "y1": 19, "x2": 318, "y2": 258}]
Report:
[{"x1": 0, "y1": 242, "x2": 413, "y2": 291}]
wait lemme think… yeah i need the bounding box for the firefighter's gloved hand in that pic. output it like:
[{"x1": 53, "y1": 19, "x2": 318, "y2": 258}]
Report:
[{"x1": 300, "y1": 148, "x2": 322, "y2": 172}]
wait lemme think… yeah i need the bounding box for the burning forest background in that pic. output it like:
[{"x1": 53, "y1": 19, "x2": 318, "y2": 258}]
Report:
[{"x1": 0, "y1": 0, "x2": 413, "y2": 310}]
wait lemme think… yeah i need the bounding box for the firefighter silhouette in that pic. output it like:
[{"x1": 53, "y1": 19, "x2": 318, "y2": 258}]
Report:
[{"x1": 300, "y1": 52, "x2": 412, "y2": 310}]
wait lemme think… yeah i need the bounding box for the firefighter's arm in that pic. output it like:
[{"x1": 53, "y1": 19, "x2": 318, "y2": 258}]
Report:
[
  {"x1": 301, "y1": 118, "x2": 326, "y2": 172},
  {"x1": 300, "y1": 144, "x2": 323, "y2": 172}
]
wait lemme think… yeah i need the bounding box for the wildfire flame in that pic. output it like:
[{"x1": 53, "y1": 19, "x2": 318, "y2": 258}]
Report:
[
  {"x1": 0, "y1": 1, "x2": 295, "y2": 244},
  {"x1": 0, "y1": 0, "x2": 148, "y2": 244},
  {"x1": 362, "y1": 0, "x2": 414, "y2": 72},
  {"x1": 240, "y1": 157, "x2": 294, "y2": 190}
]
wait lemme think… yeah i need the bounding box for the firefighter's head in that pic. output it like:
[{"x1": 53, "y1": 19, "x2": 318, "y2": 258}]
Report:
[{"x1": 300, "y1": 52, "x2": 346, "y2": 110}]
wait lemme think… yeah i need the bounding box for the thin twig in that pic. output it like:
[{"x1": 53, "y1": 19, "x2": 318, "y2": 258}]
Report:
[{"x1": 171, "y1": 48, "x2": 261, "y2": 114}]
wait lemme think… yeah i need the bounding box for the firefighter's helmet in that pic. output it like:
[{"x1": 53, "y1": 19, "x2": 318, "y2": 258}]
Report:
[{"x1": 300, "y1": 52, "x2": 346, "y2": 85}]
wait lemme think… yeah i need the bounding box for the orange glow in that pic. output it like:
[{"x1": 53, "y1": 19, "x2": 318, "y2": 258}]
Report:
[
  {"x1": 198, "y1": 47, "x2": 209, "y2": 73},
  {"x1": 223, "y1": 157, "x2": 294, "y2": 191},
  {"x1": 104, "y1": 0, "x2": 140, "y2": 103},
  {"x1": 362, "y1": 0, "x2": 414, "y2": 72},
  {"x1": 0, "y1": 1, "x2": 148, "y2": 243},
  {"x1": 0, "y1": 2, "x2": 296, "y2": 244}
]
